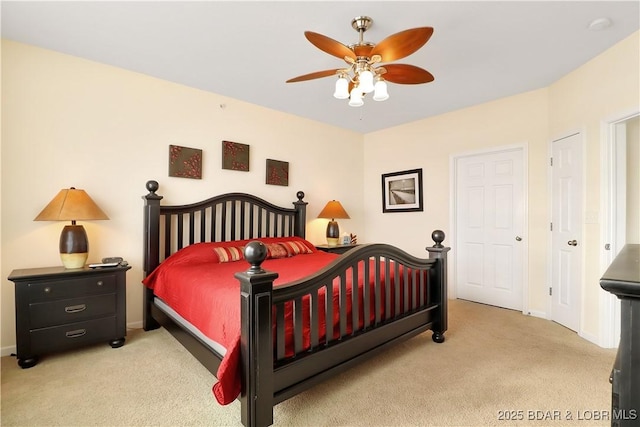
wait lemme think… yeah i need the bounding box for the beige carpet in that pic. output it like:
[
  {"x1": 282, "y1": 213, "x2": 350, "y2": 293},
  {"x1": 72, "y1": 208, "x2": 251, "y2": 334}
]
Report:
[{"x1": 1, "y1": 299, "x2": 617, "y2": 426}]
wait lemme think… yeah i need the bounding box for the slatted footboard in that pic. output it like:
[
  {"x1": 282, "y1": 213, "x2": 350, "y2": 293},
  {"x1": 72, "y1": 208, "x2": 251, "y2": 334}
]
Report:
[{"x1": 237, "y1": 233, "x2": 449, "y2": 427}]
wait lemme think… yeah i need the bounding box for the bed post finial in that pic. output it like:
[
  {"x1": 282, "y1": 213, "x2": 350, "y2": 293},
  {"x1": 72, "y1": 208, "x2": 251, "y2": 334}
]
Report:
[
  {"x1": 296, "y1": 191, "x2": 305, "y2": 201},
  {"x1": 431, "y1": 230, "x2": 445, "y2": 248},
  {"x1": 244, "y1": 241, "x2": 268, "y2": 274},
  {"x1": 146, "y1": 180, "x2": 159, "y2": 195}
]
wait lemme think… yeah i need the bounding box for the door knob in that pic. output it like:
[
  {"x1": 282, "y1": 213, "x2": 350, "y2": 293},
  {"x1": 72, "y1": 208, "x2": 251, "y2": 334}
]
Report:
[
  {"x1": 567, "y1": 240, "x2": 578, "y2": 246},
  {"x1": 515, "y1": 236, "x2": 522, "y2": 241}
]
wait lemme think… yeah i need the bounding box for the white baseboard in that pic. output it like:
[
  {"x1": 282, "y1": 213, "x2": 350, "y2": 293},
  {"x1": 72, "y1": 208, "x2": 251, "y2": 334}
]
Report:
[
  {"x1": 526, "y1": 309, "x2": 547, "y2": 319},
  {"x1": 1, "y1": 345, "x2": 16, "y2": 358},
  {"x1": 127, "y1": 320, "x2": 143, "y2": 330},
  {"x1": 579, "y1": 329, "x2": 601, "y2": 347}
]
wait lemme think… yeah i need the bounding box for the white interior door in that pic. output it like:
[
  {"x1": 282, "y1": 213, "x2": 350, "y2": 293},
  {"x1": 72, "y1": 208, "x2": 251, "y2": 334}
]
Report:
[
  {"x1": 551, "y1": 133, "x2": 583, "y2": 331},
  {"x1": 455, "y1": 147, "x2": 525, "y2": 311}
]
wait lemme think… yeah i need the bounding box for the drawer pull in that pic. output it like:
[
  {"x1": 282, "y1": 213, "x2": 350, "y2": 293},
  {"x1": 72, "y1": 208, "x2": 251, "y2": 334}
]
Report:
[
  {"x1": 65, "y1": 329, "x2": 87, "y2": 338},
  {"x1": 44, "y1": 287, "x2": 51, "y2": 293},
  {"x1": 65, "y1": 304, "x2": 87, "y2": 314},
  {"x1": 96, "y1": 281, "x2": 104, "y2": 286}
]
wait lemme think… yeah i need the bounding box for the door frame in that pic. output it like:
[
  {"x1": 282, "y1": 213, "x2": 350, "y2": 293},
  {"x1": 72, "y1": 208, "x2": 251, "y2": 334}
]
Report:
[
  {"x1": 599, "y1": 109, "x2": 639, "y2": 348},
  {"x1": 450, "y1": 143, "x2": 529, "y2": 313},
  {"x1": 547, "y1": 130, "x2": 585, "y2": 333}
]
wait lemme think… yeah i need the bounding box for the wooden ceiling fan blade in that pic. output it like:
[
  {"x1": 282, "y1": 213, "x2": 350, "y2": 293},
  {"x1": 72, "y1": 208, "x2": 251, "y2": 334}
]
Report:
[
  {"x1": 286, "y1": 69, "x2": 340, "y2": 83},
  {"x1": 305, "y1": 31, "x2": 357, "y2": 60},
  {"x1": 370, "y1": 27, "x2": 433, "y2": 62},
  {"x1": 382, "y1": 64, "x2": 434, "y2": 84}
]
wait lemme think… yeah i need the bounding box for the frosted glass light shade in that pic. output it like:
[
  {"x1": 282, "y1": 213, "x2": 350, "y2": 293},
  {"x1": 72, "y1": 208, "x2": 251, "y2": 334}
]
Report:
[
  {"x1": 373, "y1": 80, "x2": 389, "y2": 101},
  {"x1": 333, "y1": 77, "x2": 350, "y2": 99},
  {"x1": 359, "y1": 70, "x2": 374, "y2": 93},
  {"x1": 348, "y1": 87, "x2": 364, "y2": 107}
]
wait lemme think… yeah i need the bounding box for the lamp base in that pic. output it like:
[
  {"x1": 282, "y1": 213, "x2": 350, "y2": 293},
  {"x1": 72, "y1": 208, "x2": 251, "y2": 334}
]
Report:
[
  {"x1": 60, "y1": 252, "x2": 88, "y2": 269},
  {"x1": 326, "y1": 220, "x2": 340, "y2": 247},
  {"x1": 60, "y1": 224, "x2": 89, "y2": 269},
  {"x1": 326, "y1": 237, "x2": 339, "y2": 247}
]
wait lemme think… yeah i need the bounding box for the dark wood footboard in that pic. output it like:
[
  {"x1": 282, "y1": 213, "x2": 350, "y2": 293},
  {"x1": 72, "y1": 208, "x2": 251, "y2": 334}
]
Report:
[{"x1": 236, "y1": 232, "x2": 449, "y2": 427}]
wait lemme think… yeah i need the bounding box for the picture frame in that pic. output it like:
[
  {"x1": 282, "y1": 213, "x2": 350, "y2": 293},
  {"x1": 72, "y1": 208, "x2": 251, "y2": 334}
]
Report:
[
  {"x1": 222, "y1": 140, "x2": 250, "y2": 171},
  {"x1": 168, "y1": 145, "x2": 202, "y2": 179},
  {"x1": 265, "y1": 159, "x2": 289, "y2": 186},
  {"x1": 381, "y1": 168, "x2": 423, "y2": 213}
]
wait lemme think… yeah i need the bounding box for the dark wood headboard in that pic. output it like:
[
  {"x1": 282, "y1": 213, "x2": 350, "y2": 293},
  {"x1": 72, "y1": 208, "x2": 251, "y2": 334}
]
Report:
[{"x1": 142, "y1": 180, "x2": 308, "y2": 277}]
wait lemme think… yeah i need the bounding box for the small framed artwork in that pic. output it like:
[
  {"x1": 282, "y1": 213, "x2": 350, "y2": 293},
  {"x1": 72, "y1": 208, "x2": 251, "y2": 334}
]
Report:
[
  {"x1": 266, "y1": 159, "x2": 289, "y2": 186},
  {"x1": 381, "y1": 168, "x2": 423, "y2": 213},
  {"x1": 168, "y1": 145, "x2": 202, "y2": 179},
  {"x1": 222, "y1": 140, "x2": 250, "y2": 171}
]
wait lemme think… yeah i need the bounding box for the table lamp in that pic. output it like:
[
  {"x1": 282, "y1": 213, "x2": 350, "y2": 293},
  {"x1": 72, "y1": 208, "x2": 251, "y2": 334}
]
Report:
[
  {"x1": 34, "y1": 187, "x2": 109, "y2": 269},
  {"x1": 317, "y1": 200, "x2": 350, "y2": 246}
]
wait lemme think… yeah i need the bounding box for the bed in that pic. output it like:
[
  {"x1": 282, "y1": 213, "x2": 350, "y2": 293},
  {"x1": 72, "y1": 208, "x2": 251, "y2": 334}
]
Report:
[{"x1": 141, "y1": 180, "x2": 450, "y2": 427}]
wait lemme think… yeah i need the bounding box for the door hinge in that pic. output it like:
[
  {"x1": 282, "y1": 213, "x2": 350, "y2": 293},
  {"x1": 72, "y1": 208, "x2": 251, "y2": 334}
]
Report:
[
  {"x1": 549, "y1": 287, "x2": 553, "y2": 296},
  {"x1": 550, "y1": 222, "x2": 553, "y2": 231},
  {"x1": 550, "y1": 157, "x2": 553, "y2": 166}
]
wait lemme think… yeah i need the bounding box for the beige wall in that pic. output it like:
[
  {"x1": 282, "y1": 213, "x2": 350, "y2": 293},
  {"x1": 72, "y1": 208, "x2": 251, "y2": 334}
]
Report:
[
  {"x1": 363, "y1": 31, "x2": 639, "y2": 343},
  {"x1": 0, "y1": 40, "x2": 364, "y2": 353},
  {"x1": 363, "y1": 88, "x2": 550, "y2": 314},
  {"x1": 2, "y1": 30, "x2": 638, "y2": 353},
  {"x1": 547, "y1": 31, "x2": 639, "y2": 339}
]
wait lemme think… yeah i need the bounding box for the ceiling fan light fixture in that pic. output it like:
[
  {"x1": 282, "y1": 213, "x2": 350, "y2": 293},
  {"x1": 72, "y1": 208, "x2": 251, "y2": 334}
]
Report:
[
  {"x1": 348, "y1": 87, "x2": 364, "y2": 107},
  {"x1": 286, "y1": 16, "x2": 434, "y2": 108},
  {"x1": 358, "y1": 69, "x2": 374, "y2": 93},
  {"x1": 373, "y1": 79, "x2": 389, "y2": 101},
  {"x1": 334, "y1": 76, "x2": 350, "y2": 99}
]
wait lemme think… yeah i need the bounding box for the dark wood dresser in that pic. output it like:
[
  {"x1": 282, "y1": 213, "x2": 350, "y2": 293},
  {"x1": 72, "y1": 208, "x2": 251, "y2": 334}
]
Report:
[
  {"x1": 8, "y1": 264, "x2": 130, "y2": 368},
  {"x1": 600, "y1": 244, "x2": 640, "y2": 426}
]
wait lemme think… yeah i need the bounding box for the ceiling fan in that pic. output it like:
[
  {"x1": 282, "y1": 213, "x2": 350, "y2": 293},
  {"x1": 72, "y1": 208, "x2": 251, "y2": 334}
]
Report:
[{"x1": 286, "y1": 16, "x2": 434, "y2": 106}]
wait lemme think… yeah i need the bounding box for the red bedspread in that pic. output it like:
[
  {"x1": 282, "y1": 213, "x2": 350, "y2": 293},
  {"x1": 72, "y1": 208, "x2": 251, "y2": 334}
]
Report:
[{"x1": 142, "y1": 237, "x2": 340, "y2": 405}]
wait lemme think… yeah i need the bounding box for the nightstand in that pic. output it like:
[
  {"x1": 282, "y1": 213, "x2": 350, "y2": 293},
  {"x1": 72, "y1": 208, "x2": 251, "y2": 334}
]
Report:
[
  {"x1": 316, "y1": 244, "x2": 359, "y2": 255},
  {"x1": 8, "y1": 264, "x2": 130, "y2": 368}
]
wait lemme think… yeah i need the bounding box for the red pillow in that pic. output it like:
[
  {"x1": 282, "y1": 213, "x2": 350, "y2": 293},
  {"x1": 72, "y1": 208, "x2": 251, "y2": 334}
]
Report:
[{"x1": 266, "y1": 243, "x2": 289, "y2": 259}]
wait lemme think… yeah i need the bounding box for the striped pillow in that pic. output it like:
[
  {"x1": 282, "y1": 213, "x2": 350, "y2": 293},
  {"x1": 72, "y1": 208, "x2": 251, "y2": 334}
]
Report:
[
  {"x1": 212, "y1": 246, "x2": 245, "y2": 263},
  {"x1": 278, "y1": 240, "x2": 313, "y2": 256}
]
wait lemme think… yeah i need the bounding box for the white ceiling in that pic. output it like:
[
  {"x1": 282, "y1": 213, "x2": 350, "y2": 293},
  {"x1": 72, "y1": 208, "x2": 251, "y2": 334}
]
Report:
[{"x1": 2, "y1": 1, "x2": 639, "y2": 134}]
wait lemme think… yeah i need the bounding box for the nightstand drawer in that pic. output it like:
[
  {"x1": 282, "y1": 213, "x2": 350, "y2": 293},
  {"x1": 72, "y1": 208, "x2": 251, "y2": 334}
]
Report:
[
  {"x1": 27, "y1": 275, "x2": 116, "y2": 301},
  {"x1": 29, "y1": 293, "x2": 117, "y2": 329},
  {"x1": 30, "y1": 317, "x2": 117, "y2": 354}
]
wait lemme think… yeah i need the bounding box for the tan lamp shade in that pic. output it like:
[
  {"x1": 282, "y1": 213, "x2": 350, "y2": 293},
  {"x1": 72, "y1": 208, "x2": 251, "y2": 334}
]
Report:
[
  {"x1": 34, "y1": 188, "x2": 109, "y2": 269},
  {"x1": 317, "y1": 200, "x2": 350, "y2": 220},
  {"x1": 317, "y1": 200, "x2": 350, "y2": 247}
]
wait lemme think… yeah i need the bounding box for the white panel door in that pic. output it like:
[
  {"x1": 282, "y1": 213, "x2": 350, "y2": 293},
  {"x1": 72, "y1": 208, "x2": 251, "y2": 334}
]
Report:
[
  {"x1": 551, "y1": 133, "x2": 583, "y2": 331},
  {"x1": 455, "y1": 148, "x2": 525, "y2": 310}
]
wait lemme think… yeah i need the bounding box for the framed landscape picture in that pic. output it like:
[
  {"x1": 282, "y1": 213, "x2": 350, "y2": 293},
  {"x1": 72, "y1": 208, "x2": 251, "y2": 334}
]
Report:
[{"x1": 381, "y1": 168, "x2": 423, "y2": 213}]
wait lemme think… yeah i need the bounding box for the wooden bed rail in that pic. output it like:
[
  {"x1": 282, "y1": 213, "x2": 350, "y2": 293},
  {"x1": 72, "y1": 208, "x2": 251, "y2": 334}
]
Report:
[{"x1": 236, "y1": 231, "x2": 450, "y2": 427}]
